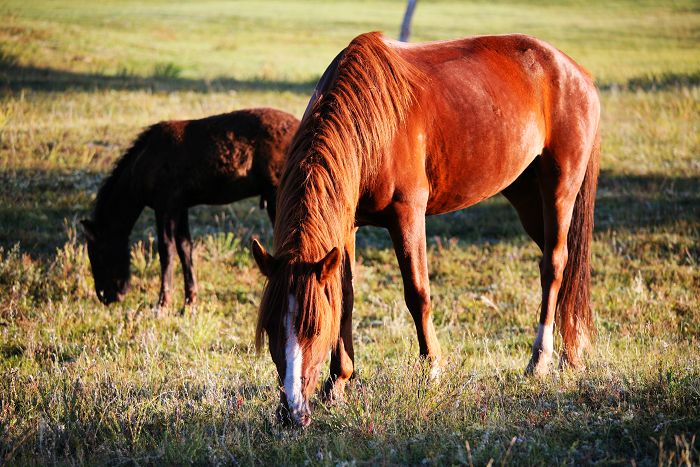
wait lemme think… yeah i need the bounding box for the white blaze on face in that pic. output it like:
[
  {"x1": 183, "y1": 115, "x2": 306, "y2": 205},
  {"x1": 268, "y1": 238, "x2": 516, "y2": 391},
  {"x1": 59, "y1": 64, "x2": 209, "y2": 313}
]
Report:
[{"x1": 284, "y1": 294, "x2": 305, "y2": 416}]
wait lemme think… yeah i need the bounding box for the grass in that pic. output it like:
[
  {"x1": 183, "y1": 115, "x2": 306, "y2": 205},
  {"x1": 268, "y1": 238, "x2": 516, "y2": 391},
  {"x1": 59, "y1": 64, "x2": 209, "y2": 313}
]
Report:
[{"x1": 1, "y1": 0, "x2": 699, "y2": 464}]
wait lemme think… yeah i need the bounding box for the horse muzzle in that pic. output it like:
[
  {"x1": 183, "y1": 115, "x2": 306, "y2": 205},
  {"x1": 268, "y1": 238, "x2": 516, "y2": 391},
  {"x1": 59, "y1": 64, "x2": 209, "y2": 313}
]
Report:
[
  {"x1": 277, "y1": 393, "x2": 311, "y2": 428},
  {"x1": 96, "y1": 288, "x2": 125, "y2": 305}
]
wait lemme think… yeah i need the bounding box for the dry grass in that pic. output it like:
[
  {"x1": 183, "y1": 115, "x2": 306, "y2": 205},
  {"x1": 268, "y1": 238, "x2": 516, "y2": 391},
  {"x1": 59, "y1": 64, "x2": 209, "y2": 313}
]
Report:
[{"x1": 0, "y1": 0, "x2": 699, "y2": 464}]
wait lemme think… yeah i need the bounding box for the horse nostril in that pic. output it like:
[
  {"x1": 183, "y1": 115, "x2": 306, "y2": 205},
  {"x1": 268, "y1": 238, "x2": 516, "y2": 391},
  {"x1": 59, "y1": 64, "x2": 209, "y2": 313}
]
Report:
[{"x1": 295, "y1": 402, "x2": 312, "y2": 428}]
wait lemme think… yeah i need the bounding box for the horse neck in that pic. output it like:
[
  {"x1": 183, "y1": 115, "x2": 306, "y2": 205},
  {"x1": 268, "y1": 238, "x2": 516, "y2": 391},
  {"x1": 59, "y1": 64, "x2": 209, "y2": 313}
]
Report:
[{"x1": 93, "y1": 172, "x2": 144, "y2": 242}]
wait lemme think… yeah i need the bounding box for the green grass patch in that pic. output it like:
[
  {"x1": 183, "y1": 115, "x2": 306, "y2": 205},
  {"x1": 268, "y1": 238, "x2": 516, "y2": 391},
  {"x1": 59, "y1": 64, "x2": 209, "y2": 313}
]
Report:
[{"x1": 0, "y1": 0, "x2": 699, "y2": 464}]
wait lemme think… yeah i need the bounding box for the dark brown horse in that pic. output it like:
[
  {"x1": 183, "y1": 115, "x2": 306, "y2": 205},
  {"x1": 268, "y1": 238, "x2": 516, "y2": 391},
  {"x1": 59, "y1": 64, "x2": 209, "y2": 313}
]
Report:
[
  {"x1": 82, "y1": 107, "x2": 299, "y2": 309},
  {"x1": 251, "y1": 32, "x2": 600, "y2": 426}
]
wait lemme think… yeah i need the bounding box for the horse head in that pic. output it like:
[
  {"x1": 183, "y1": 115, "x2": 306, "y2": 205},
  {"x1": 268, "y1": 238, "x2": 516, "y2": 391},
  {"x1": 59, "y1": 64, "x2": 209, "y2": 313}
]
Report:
[
  {"x1": 252, "y1": 238, "x2": 342, "y2": 427},
  {"x1": 81, "y1": 219, "x2": 131, "y2": 305}
]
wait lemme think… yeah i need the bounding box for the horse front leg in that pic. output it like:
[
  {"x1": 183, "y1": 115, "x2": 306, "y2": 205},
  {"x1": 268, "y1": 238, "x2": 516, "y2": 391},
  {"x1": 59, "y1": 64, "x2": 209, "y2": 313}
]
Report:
[
  {"x1": 323, "y1": 230, "x2": 356, "y2": 402},
  {"x1": 174, "y1": 209, "x2": 197, "y2": 313},
  {"x1": 155, "y1": 209, "x2": 177, "y2": 312},
  {"x1": 389, "y1": 201, "x2": 443, "y2": 378}
]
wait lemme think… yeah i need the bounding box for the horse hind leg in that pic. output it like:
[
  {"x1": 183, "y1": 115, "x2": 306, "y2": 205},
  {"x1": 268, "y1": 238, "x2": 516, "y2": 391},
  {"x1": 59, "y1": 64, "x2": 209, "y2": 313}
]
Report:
[
  {"x1": 501, "y1": 161, "x2": 554, "y2": 374},
  {"x1": 175, "y1": 209, "x2": 197, "y2": 313},
  {"x1": 155, "y1": 209, "x2": 177, "y2": 313},
  {"x1": 502, "y1": 159, "x2": 544, "y2": 251},
  {"x1": 527, "y1": 144, "x2": 593, "y2": 375}
]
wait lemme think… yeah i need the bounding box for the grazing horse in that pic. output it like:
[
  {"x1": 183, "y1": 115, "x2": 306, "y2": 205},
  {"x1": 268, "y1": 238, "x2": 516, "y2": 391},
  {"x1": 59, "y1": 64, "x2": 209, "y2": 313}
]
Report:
[
  {"x1": 82, "y1": 108, "x2": 299, "y2": 309},
  {"x1": 252, "y1": 32, "x2": 600, "y2": 426}
]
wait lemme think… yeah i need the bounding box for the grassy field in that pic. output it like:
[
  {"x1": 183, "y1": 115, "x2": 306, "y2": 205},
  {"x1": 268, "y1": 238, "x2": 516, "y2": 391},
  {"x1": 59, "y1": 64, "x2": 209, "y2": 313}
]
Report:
[{"x1": 1, "y1": 0, "x2": 699, "y2": 464}]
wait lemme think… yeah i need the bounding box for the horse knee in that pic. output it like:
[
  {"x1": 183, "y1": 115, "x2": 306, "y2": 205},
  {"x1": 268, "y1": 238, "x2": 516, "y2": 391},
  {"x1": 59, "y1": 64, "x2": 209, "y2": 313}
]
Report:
[{"x1": 405, "y1": 286, "x2": 431, "y2": 319}]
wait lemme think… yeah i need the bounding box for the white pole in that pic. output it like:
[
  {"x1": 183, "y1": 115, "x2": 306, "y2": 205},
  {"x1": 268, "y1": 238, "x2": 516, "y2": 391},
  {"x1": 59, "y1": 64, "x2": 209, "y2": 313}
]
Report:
[{"x1": 399, "y1": 0, "x2": 418, "y2": 42}]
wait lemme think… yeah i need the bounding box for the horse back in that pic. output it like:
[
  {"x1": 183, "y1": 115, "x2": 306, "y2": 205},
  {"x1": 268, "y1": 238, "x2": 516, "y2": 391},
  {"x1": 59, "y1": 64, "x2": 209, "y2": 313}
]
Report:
[
  {"x1": 386, "y1": 35, "x2": 599, "y2": 216},
  {"x1": 133, "y1": 108, "x2": 298, "y2": 207}
]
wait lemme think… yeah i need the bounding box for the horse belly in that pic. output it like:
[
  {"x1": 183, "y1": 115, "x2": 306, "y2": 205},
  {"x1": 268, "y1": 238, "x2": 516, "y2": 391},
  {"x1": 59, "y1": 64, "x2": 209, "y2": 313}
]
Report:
[
  {"x1": 407, "y1": 43, "x2": 548, "y2": 215},
  {"x1": 425, "y1": 106, "x2": 544, "y2": 215}
]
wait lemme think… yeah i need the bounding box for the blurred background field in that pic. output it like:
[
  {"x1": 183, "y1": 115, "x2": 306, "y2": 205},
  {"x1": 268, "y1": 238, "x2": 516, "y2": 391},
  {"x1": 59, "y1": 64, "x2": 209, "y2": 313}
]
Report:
[{"x1": 0, "y1": 1, "x2": 698, "y2": 464}]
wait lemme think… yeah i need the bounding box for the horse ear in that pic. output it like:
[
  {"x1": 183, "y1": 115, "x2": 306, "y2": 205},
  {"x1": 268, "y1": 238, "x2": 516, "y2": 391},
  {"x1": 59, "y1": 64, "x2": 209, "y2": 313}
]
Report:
[
  {"x1": 315, "y1": 247, "x2": 341, "y2": 284},
  {"x1": 251, "y1": 238, "x2": 276, "y2": 277},
  {"x1": 81, "y1": 219, "x2": 96, "y2": 242}
]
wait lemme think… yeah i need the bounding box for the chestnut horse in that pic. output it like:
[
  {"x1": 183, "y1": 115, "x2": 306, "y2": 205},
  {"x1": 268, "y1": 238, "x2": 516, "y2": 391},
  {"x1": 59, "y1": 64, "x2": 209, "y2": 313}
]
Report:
[
  {"x1": 252, "y1": 32, "x2": 600, "y2": 426},
  {"x1": 82, "y1": 108, "x2": 298, "y2": 309}
]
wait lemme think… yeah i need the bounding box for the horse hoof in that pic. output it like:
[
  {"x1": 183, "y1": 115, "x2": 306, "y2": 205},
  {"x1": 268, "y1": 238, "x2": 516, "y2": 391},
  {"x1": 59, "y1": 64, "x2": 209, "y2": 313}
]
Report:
[
  {"x1": 153, "y1": 302, "x2": 171, "y2": 317},
  {"x1": 524, "y1": 354, "x2": 552, "y2": 377},
  {"x1": 429, "y1": 358, "x2": 444, "y2": 381},
  {"x1": 422, "y1": 355, "x2": 445, "y2": 382},
  {"x1": 321, "y1": 378, "x2": 347, "y2": 405},
  {"x1": 558, "y1": 352, "x2": 585, "y2": 372},
  {"x1": 184, "y1": 299, "x2": 197, "y2": 315},
  {"x1": 177, "y1": 303, "x2": 196, "y2": 316}
]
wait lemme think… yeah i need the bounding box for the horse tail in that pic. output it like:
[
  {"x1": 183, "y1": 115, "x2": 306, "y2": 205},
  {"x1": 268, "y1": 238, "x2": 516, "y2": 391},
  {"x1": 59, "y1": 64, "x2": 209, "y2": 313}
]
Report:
[{"x1": 557, "y1": 125, "x2": 600, "y2": 367}]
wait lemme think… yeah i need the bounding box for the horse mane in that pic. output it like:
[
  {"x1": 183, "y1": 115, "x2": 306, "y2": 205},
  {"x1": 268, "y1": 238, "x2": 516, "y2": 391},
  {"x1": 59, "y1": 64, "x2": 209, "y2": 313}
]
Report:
[
  {"x1": 92, "y1": 126, "x2": 153, "y2": 226},
  {"x1": 256, "y1": 32, "x2": 427, "y2": 350}
]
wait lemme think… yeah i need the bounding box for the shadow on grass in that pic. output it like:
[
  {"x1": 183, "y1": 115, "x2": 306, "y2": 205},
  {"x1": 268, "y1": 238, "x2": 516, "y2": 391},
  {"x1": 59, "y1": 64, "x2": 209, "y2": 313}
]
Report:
[
  {"x1": 598, "y1": 70, "x2": 700, "y2": 92},
  {"x1": 1, "y1": 168, "x2": 697, "y2": 256},
  {"x1": 413, "y1": 169, "x2": 699, "y2": 250},
  {"x1": 2, "y1": 49, "x2": 697, "y2": 95},
  {"x1": 0, "y1": 57, "x2": 318, "y2": 94},
  {"x1": 0, "y1": 168, "x2": 275, "y2": 257}
]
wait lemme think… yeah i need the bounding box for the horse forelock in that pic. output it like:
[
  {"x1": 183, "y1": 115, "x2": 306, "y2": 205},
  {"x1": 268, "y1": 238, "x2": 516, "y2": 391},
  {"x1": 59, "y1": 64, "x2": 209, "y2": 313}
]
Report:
[
  {"x1": 257, "y1": 31, "x2": 426, "y2": 353},
  {"x1": 255, "y1": 261, "x2": 343, "y2": 356}
]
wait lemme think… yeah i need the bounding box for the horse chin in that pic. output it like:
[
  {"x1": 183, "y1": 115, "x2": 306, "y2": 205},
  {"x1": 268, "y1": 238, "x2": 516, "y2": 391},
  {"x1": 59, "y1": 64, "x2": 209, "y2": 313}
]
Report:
[
  {"x1": 100, "y1": 295, "x2": 117, "y2": 306},
  {"x1": 97, "y1": 288, "x2": 125, "y2": 305},
  {"x1": 115, "y1": 287, "x2": 128, "y2": 303},
  {"x1": 296, "y1": 411, "x2": 311, "y2": 428},
  {"x1": 96, "y1": 289, "x2": 109, "y2": 305},
  {"x1": 276, "y1": 392, "x2": 311, "y2": 428},
  {"x1": 290, "y1": 403, "x2": 311, "y2": 428}
]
